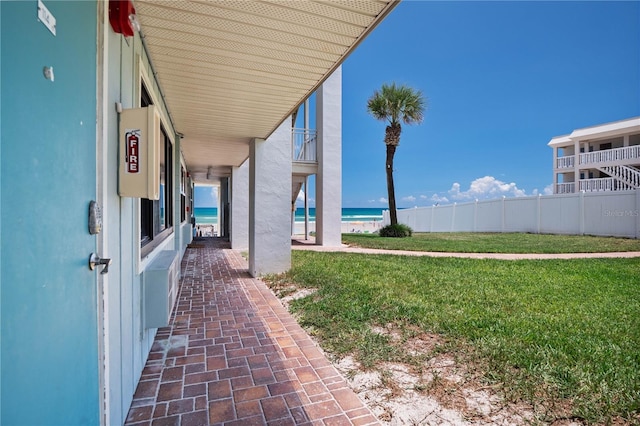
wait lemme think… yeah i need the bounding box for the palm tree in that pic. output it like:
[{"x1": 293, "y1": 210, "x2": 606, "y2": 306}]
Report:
[{"x1": 367, "y1": 83, "x2": 426, "y2": 226}]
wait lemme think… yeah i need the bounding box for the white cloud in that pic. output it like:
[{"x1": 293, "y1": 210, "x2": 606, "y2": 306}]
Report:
[
  {"x1": 543, "y1": 184, "x2": 554, "y2": 195},
  {"x1": 419, "y1": 195, "x2": 429, "y2": 200},
  {"x1": 448, "y1": 176, "x2": 526, "y2": 201},
  {"x1": 431, "y1": 194, "x2": 449, "y2": 204},
  {"x1": 402, "y1": 195, "x2": 416, "y2": 202},
  {"x1": 295, "y1": 190, "x2": 314, "y2": 207},
  {"x1": 367, "y1": 197, "x2": 388, "y2": 204},
  {"x1": 210, "y1": 186, "x2": 218, "y2": 200}
]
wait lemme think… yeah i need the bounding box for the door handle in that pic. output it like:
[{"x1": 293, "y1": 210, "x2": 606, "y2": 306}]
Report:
[{"x1": 89, "y1": 253, "x2": 112, "y2": 274}]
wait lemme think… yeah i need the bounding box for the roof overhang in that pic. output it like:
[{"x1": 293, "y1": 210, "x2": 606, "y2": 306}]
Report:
[
  {"x1": 548, "y1": 116, "x2": 640, "y2": 147},
  {"x1": 134, "y1": 0, "x2": 399, "y2": 184}
]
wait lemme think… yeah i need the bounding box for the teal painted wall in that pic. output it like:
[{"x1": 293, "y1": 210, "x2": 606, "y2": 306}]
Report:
[{"x1": 1, "y1": 1, "x2": 100, "y2": 424}]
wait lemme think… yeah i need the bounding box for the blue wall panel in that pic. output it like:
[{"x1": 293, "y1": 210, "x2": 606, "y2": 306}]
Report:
[{"x1": 1, "y1": 1, "x2": 100, "y2": 424}]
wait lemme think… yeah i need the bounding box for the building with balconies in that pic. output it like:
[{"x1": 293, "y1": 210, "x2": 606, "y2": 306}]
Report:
[{"x1": 549, "y1": 117, "x2": 640, "y2": 194}]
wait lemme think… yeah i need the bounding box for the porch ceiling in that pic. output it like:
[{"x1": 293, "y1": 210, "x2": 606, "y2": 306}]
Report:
[{"x1": 134, "y1": 0, "x2": 397, "y2": 184}]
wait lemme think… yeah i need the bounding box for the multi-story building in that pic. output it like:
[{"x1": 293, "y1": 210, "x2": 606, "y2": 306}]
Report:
[{"x1": 549, "y1": 117, "x2": 640, "y2": 194}]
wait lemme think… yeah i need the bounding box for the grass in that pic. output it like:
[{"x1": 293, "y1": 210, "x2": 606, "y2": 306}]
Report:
[
  {"x1": 342, "y1": 232, "x2": 640, "y2": 254},
  {"x1": 267, "y1": 251, "x2": 640, "y2": 423}
]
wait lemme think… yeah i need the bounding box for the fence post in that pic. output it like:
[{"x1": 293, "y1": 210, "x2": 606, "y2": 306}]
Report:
[
  {"x1": 430, "y1": 204, "x2": 435, "y2": 233},
  {"x1": 474, "y1": 199, "x2": 478, "y2": 232},
  {"x1": 636, "y1": 189, "x2": 640, "y2": 239},
  {"x1": 451, "y1": 203, "x2": 456, "y2": 232},
  {"x1": 579, "y1": 190, "x2": 585, "y2": 235},
  {"x1": 501, "y1": 196, "x2": 506, "y2": 233},
  {"x1": 537, "y1": 194, "x2": 541, "y2": 234}
]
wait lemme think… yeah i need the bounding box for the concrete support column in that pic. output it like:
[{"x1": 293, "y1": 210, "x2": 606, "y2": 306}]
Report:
[
  {"x1": 315, "y1": 66, "x2": 342, "y2": 246},
  {"x1": 230, "y1": 159, "x2": 249, "y2": 250},
  {"x1": 248, "y1": 118, "x2": 292, "y2": 276},
  {"x1": 219, "y1": 177, "x2": 230, "y2": 238}
]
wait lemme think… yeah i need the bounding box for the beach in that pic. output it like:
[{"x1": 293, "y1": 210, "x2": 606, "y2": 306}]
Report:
[
  {"x1": 293, "y1": 220, "x2": 383, "y2": 235},
  {"x1": 194, "y1": 220, "x2": 383, "y2": 237},
  {"x1": 194, "y1": 207, "x2": 385, "y2": 236}
]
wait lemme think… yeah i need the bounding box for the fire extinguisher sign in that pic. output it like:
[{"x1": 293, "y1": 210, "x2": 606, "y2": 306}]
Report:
[{"x1": 125, "y1": 129, "x2": 141, "y2": 173}]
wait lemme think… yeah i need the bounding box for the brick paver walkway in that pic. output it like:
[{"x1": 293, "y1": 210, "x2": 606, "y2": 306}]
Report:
[{"x1": 125, "y1": 238, "x2": 379, "y2": 426}]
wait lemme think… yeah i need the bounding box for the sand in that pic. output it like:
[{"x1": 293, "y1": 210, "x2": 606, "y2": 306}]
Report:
[{"x1": 293, "y1": 220, "x2": 383, "y2": 236}]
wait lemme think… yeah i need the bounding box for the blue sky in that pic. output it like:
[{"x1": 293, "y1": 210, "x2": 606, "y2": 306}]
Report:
[{"x1": 195, "y1": 1, "x2": 639, "y2": 208}]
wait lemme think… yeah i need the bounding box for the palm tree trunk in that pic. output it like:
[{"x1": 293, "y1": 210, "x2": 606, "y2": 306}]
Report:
[{"x1": 386, "y1": 144, "x2": 398, "y2": 225}]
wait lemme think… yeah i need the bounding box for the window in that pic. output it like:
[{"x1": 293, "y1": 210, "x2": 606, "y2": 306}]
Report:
[
  {"x1": 600, "y1": 142, "x2": 612, "y2": 150},
  {"x1": 180, "y1": 166, "x2": 187, "y2": 223},
  {"x1": 140, "y1": 83, "x2": 173, "y2": 254}
]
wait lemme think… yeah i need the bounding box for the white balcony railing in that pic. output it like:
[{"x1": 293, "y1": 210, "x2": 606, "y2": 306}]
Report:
[
  {"x1": 556, "y1": 155, "x2": 575, "y2": 169},
  {"x1": 579, "y1": 145, "x2": 640, "y2": 165},
  {"x1": 599, "y1": 164, "x2": 640, "y2": 189},
  {"x1": 292, "y1": 128, "x2": 317, "y2": 163},
  {"x1": 579, "y1": 178, "x2": 615, "y2": 192},
  {"x1": 556, "y1": 182, "x2": 575, "y2": 194}
]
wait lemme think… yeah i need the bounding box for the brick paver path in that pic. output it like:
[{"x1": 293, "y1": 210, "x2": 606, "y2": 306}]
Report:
[{"x1": 125, "y1": 238, "x2": 379, "y2": 426}]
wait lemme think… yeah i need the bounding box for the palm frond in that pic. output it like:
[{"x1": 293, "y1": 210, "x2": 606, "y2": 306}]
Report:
[{"x1": 366, "y1": 82, "x2": 426, "y2": 126}]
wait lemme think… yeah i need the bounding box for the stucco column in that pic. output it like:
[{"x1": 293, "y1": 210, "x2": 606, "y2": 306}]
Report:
[
  {"x1": 219, "y1": 177, "x2": 230, "y2": 238},
  {"x1": 248, "y1": 118, "x2": 292, "y2": 276},
  {"x1": 315, "y1": 66, "x2": 342, "y2": 246},
  {"x1": 230, "y1": 159, "x2": 249, "y2": 250}
]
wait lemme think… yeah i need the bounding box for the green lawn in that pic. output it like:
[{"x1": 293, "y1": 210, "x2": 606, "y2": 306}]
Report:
[
  {"x1": 267, "y1": 251, "x2": 640, "y2": 423},
  {"x1": 342, "y1": 232, "x2": 640, "y2": 253}
]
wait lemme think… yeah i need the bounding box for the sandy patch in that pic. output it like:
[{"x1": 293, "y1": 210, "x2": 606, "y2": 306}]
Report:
[
  {"x1": 291, "y1": 308, "x2": 544, "y2": 424},
  {"x1": 268, "y1": 284, "x2": 598, "y2": 425}
]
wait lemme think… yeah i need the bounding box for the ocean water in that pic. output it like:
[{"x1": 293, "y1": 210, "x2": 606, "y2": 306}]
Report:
[
  {"x1": 193, "y1": 207, "x2": 218, "y2": 224},
  {"x1": 294, "y1": 207, "x2": 384, "y2": 223},
  {"x1": 193, "y1": 207, "x2": 384, "y2": 225}
]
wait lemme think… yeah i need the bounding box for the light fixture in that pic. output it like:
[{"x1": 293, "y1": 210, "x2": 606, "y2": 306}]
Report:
[{"x1": 206, "y1": 167, "x2": 214, "y2": 180}]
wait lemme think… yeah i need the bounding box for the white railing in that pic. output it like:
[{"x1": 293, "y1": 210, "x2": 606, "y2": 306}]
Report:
[
  {"x1": 556, "y1": 155, "x2": 575, "y2": 169},
  {"x1": 556, "y1": 182, "x2": 575, "y2": 194},
  {"x1": 579, "y1": 145, "x2": 640, "y2": 165},
  {"x1": 579, "y1": 178, "x2": 614, "y2": 192},
  {"x1": 599, "y1": 165, "x2": 640, "y2": 189},
  {"x1": 292, "y1": 128, "x2": 317, "y2": 163}
]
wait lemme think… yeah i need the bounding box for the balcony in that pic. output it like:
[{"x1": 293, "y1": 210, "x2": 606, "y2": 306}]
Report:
[
  {"x1": 557, "y1": 146, "x2": 640, "y2": 169},
  {"x1": 578, "y1": 177, "x2": 637, "y2": 192},
  {"x1": 556, "y1": 155, "x2": 575, "y2": 169},
  {"x1": 292, "y1": 128, "x2": 317, "y2": 163},
  {"x1": 556, "y1": 182, "x2": 575, "y2": 194},
  {"x1": 292, "y1": 128, "x2": 317, "y2": 177},
  {"x1": 579, "y1": 145, "x2": 640, "y2": 166},
  {"x1": 579, "y1": 177, "x2": 614, "y2": 192}
]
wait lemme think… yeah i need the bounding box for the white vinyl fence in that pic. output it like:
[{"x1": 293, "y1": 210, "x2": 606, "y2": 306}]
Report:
[{"x1": 384, "y1": 190, "x2": 640, "y2": 239}]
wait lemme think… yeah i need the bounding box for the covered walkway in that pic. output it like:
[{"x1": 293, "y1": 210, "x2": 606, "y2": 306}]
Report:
[{"x1": 125, "y1": 238, "x2": 379, "y2": 426}]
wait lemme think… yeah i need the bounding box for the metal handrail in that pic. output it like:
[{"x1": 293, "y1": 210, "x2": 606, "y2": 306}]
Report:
[{"x1": 292, "y1": 128, "x2": 317, "y2": 162}]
